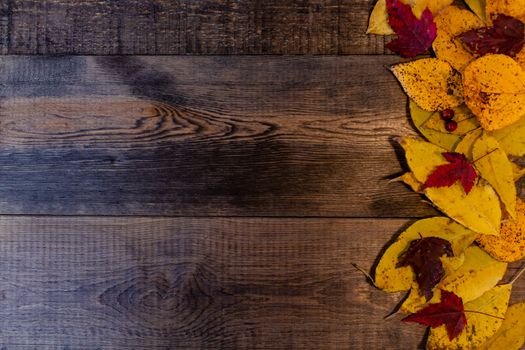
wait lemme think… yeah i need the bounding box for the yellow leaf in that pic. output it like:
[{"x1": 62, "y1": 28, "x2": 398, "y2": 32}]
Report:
[
  {"x1": 422, "y1": 105, "x2": 479, "y2": 135},
  {"x1": 515, "y1": 48, "x2": 525, "y2": 70},
  {"x1": 367, "y1": 0, "x2": 395, "y2": 35},
  {"x1": 433, "y1": 6, "x2": 482, "y2": 71},
  {"x1": 463, "y1": 55, "x2": 525, "y2": 131},
  {"x1": 478, "y1": 302, "x2": 525, "y2": 350},
  {"x1": 472, "y1": 133, "x2": 516, "y2": 218},
  {"x1": 427, "y1": 284, "x2": 511, "y2": 350},
  {"x1": 402, "y1": 246, "x2": 507, "y2": 313},
  {"x1": 477, "y1": 198, "x2": 525, "y2": 262},
  {"x1": 490, "y1": 115, "x2": 525, "y2": 157},
  {"x1": 409, "y1": 100, "x2": 461, "y2": 151},
  {"x1": 486, "y1": 0, "x2": 525, "y2": 23},
  {"x1": 392, "y1": 59, "x2": 463, "y2": 112},
  {"x1": 464, "y1": 0, "x2": 486, "y2": 20},
  {"x1": 374, "y1": 217, "x2": 477, "y2": 292},
  {"x1": 401, "y1": 137, "x2": 501, "y2": 235},
  {"x1": 366, "y1": 0, "x2": 454, "y2": 34},
  {"x1": 454, "y1": 128, "x2": 483, "y2": 159},
  {"x1": 399, "y1": 172, "x2": 423, "y2": 192}
]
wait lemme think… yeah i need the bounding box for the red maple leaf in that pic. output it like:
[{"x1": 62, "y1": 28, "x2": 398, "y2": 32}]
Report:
[
  {"x1": 423, "y1": 152, "x2": 477, "y2": 194},
  {"x1": 386, "y1": 0, "x2": 437, "y2": 58},
  {"x1": 403, "y1": 290, "x2": 467, "y2": 340},
  {"x1": 397, "y1": 237, "x2": 453, "y2": 300},
  {"x1": 459, "y1": 14, "x2": 525, "y2": 57}
]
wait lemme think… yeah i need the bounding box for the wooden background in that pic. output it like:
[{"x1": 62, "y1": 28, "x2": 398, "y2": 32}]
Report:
[{"x1": 0, "y1": 1, "x2": 522, "y2": 349}]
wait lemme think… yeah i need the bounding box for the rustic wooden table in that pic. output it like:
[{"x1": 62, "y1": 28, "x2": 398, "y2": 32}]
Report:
[{"x1": 0, "y1": 1, "x2": 522, "y2": 349}]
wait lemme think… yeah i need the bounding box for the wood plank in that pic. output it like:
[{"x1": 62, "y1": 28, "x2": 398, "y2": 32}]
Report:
[
  {"x1": 0, "y1": 55, "x2": 435, "y2": 217},
  {"x1": 0, "y1": 217, "x2": 424, "y2": 348},
  {"x1": 0, "y1": 0, "x2": 386, "y2": 55},
  {"x1": 0, "y1": 216, "x2": 521, "y2": 348}
]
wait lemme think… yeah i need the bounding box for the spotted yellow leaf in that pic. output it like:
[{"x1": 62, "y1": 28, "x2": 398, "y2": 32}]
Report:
[
  {"x1": 477, "y1": 198, "x2": 525, "y2": 262},
  {"x1": 463, "y1": 55, "x2": 525, "y2": 131},
  {"x1": 392, "y1": 59, "x2": 463, "y2": 112}
]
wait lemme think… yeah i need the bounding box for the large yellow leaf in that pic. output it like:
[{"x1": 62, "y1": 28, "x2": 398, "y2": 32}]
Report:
[
  {"x1": 401, "y1": 246, "x2": 507, "y2": 312},
  {"x1": 433, "y1": 6, "x2": 482, "y2": 71},
  {"x1": 401, "y1": 137, "x2": 501, "y2": 235},
  {"x1": 472, "y1": 133, "x2": 516, "y2": 218},
  {"x1": 366, "y1": 0, "x2": 454, "y2": 34},
  {"x1": 477, "y1": 198, "x2": 525, "y2": 262},
  {"x1": 490, "y1": 114, "x2": 525, "y2": 157},
  {"x1": 463, "y1": 55, "x2": 525, "y2": 131},
  {"x1": 409, "y1": 100, "x2": 461, "y2": 151},
  {"x1": 392, "y1": 59, "x2": 463, "y2": 112},
  {"x1": 464, "y1": 0, "x2": 486, "y2": 20},
  {"x1": 479, "y1": 302, "x2": 525, "y2": 350},
  {"x1": 374, "y1": 217, "x2": 477, "y2": 292},
  {"x1": 427, "y1": 284, "x2": 511, "y2": 350}
]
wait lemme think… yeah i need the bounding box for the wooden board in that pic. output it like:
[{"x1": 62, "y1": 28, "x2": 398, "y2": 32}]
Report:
[
  {"x1": 0, "y1": 0, "x2": 387, "y2": 55},
  {"x1": 0, "y1": 216, "x2": 521, "y2": 348},
  {"x1": 0, "y1": 55, "x2": 438, "y2": 217}
]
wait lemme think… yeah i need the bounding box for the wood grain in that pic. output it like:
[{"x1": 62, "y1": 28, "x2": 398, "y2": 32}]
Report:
[
  {"x1": 0, "y1": 55, "x2": 435, "y2": 217},
  {"x1": 0, "y1": 217, "x2": 423, "y2": 349},
  {"x1": 0, "y1": 0, "x2": 387, "y2": 55}
]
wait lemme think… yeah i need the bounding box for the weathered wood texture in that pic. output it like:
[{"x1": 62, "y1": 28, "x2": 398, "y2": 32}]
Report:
[
  {"x1": 0, "y1": 55, "x2": 438, "y2": 217},
  {"x1": 0, "y1": 0, "x2": 387, "y2": 55},
  {"x1": 0, "y1": 217, "x2": 431, "y2": 349}
]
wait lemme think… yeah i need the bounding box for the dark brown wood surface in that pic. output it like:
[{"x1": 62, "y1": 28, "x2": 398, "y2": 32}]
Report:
[
  {"x1": 0, "y1": 1, "x2": 523, "y2": 349},
  {"x1": 0, "y1": 0, "x2": 387, "y2": 55}
]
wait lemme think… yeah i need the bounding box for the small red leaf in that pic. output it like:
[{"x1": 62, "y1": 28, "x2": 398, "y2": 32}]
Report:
[
  {"x1": 403, "y1": 290, "x2": 467, "y2": 340},
  {"x1": 386, "y1": 0, "x2": 437, "y2": 58},
  {"x1": 423, "y1": 152, "x2": 477, "y2": 194},
  {"x1": 459, "y1": 14, "x2": 525, "y2": 57},
  {"x1": 397, "y1": 237, "x2": 453, "y2": 300}
]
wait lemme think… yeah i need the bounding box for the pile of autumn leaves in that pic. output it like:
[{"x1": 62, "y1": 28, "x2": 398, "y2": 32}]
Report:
[{"x1": 367, "y1": 0, "x2": 525, "y2": 349}]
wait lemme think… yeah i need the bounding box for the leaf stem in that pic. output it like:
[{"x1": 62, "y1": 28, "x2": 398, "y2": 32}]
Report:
[
  {"x1": 464, "y1": 309, "x2": 505, "y2": 320},
  {"x1": 351, "y1": 263, "x2": 378, "y2": 288},
  {"x1": 510, "y1": 265, "x2": 525, "y2": 285},
  {"x1": 472, "y1": 148, "x2": 499, "y2": 164}
]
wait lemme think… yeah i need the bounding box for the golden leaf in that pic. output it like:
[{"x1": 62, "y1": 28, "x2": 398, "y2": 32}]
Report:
[
  {"x1": 427, "y1": 284, "x2": 511, "y2": 350},
  {"x1": 433, "y1": 6, "x2": 482, "y2": 71},
  {"x1": 374, "y1": 217, "x2": 476, "y2": 292},
  {"x1": 472, "y1": 133, "x2": 516, "y2": 218},
  {"x1": 477, "y1": 198, "x2": 525, "y2": 262},
  {"x1": 478, "y1": 302, "x2": 525, "y2": 350},
  {"x1": 401, "y1": 137, "x2": 501, "y2": 235},
  {"x1": 392, "y1": 59, "x2": 463, "y2": 112},
  {"x1": 464, "y1": 0, "x2": 486, "y2": 20},
  {"x1": 463, "y1": 55, "x2": 525, "y2": 131}
]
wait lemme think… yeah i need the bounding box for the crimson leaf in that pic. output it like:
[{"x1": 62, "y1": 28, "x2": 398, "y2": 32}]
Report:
[
  {"x1": 386, "y1": 0, "x2": 437, "y2": 58},
  {"x1": 397, "y1": 237, "x2": 453, "y2": 300},
  {"x1": 423, "y1": 152, "x2": 477, "y2": 194},
  {"x1": 459, "y1": 14, "x2": 525, "y2": 57},
  {"x1": 403, "y1": 290, "x2": 467, "y2": 340}
]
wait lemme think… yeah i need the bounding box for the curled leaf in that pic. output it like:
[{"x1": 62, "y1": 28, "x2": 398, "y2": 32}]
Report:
[
  {"x1": 464, "y1": 0, "x2": 486, "y2": 20},
  {"x1": 392, "y1": 59, "x2": 463, "y2": 112}
]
